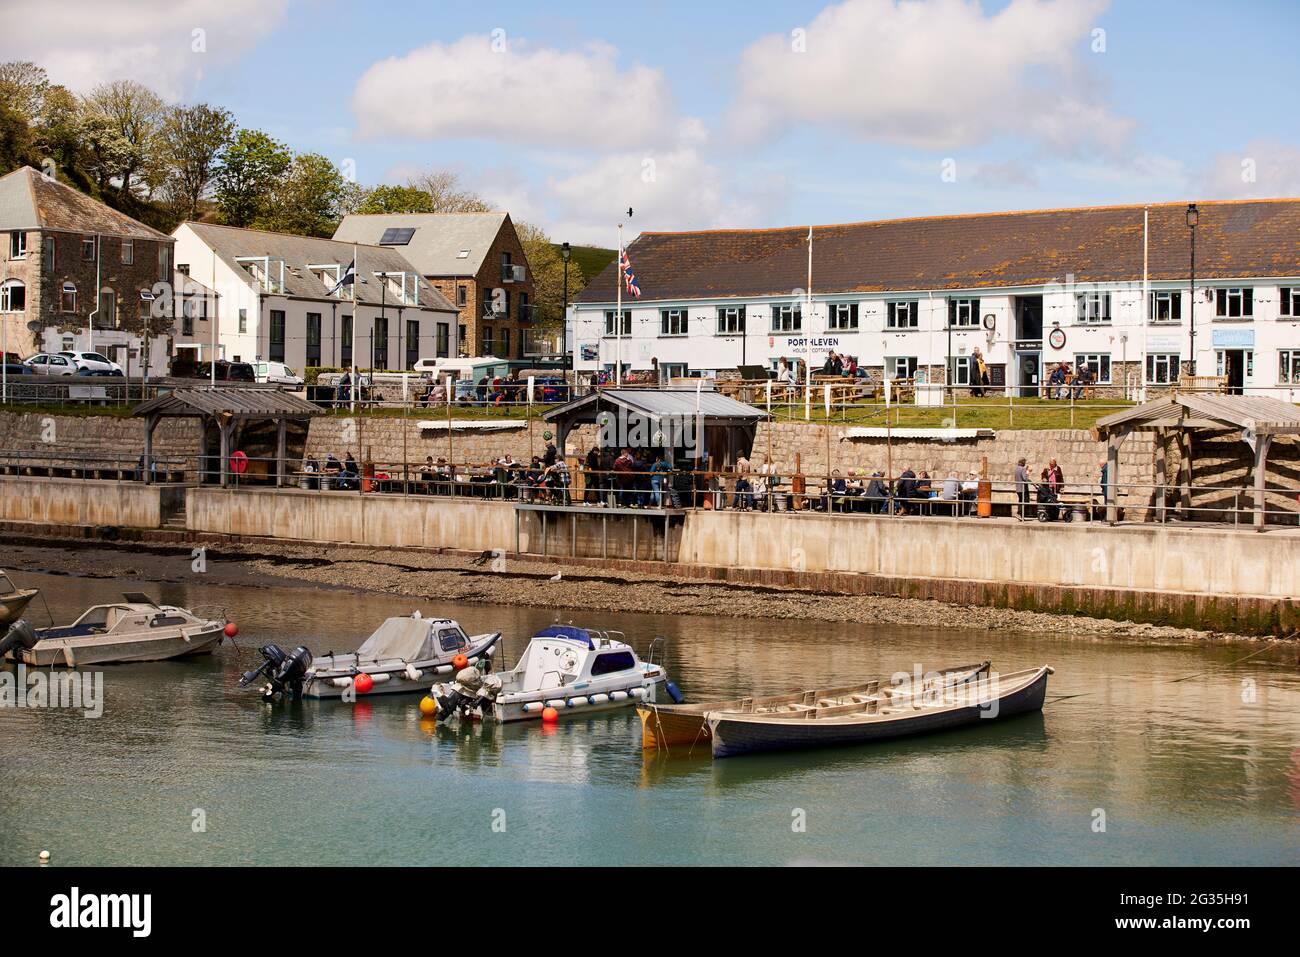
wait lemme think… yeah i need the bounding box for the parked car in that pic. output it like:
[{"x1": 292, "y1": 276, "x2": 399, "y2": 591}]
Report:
[
  {"x1": 533, "y1": 376, "x2": 571, "y2": 402},
  {"x1": 2, "y1": 352, "x2": 30, "y2": 377},
  {"x1": 253, "y1": 361, "x2": 304, "y2": 388},
  {"x1": 196, "y1": 360, "x2": 256, "y2": 382},
  {"x1": 25, "y1": 353, "x2": 79, "y2": 375},
  {"x1": 58, "y1": 351, "x2": 124, "y2": 376}
]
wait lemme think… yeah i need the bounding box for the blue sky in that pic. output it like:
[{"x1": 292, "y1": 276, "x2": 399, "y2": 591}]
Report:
[{"x1": 7, "y1": 0, "x2": 1299, "y2": 243}]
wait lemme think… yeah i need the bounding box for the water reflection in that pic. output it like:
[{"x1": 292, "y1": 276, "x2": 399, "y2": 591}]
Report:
[{"x1": 2, "y1": 560, "x2": 1298, "y2": 866}]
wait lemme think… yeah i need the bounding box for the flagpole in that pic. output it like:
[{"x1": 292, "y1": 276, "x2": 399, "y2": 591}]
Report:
[
  {"x1": 616, "y1": 222, "x2": 623, "y2": 387},
  {"x1": 351, "y1": 242, "x2": 358, "y2": 414}
]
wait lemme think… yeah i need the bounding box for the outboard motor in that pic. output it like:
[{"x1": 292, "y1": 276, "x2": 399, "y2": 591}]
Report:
[
  {"x1": 431, "y1": 666, "x2": 501, "y2": 722},
  {"x1": 239, "y1": 643, "x2": 314, "y2": 701},
  {"x1": 0, "y1": 620, "x2": 40, "y2": 661}
]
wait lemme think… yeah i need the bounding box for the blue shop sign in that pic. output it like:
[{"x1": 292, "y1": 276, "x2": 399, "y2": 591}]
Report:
[{"x1": 1211, "y1": 328, "x2": 1255, "y2": 348}]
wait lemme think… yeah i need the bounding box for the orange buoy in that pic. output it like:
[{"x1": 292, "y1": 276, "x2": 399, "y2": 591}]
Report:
[
  {"x1": 541, "y1": 706, "x2": 559, "y2": 724},
  {"x1": 354, "y1": 673, "x2": 374, "y2": 694},
  {"x1": 452, "y1": 653, "x2": 469, "y2": 670},
  {"x1": 419, "y1": 695, "x2": 438, "y2": 717},
  {"x1": 223, "y1": 622, "x2": 238, "y2": 638}
]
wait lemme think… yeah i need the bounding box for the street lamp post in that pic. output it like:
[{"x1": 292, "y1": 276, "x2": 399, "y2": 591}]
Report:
[
  {"x1": 1186, "y1": 203, "x2": 1198, "y2": 375},
  {"x1": 560, "y1": 242, "x2": 571, "y2": 377}
]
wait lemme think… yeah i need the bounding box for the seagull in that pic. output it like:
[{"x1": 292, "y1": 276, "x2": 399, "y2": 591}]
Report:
[{"x1": 549, "y1": 571, "x2": 563, "y2": 582}]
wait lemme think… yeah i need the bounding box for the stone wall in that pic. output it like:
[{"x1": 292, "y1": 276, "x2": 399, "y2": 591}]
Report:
[{"x1": 0, "y1": 411, "x2": 202, "y2": 470}]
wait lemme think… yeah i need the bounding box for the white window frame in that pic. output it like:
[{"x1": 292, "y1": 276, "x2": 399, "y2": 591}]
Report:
[
  {"x1": 716, "y1": 305, "x2": 746, "y2": 335},
  {"x1": 121, "y1": 239, "x2": 133, "y2": 264},
  {"x1": 1145, "y1": 353, "x2": 1180, "y2": 385},
  {"x1": 948, "y1": 298, "x2": 980, "y2": 328},
  {"x1": 1279, "y1": 287, "x2": 1299, "y2": 318},
  {"x1": 603, "y1": 309, "x2": 631, "y2": 337},
  {"x1": 81, "y1": 237, "x2": 96, "y2": 262},
  {"x1": 828, "y1": 302, "x2": 858, "y2": 330},
  {"x1": 0, "y1": 279, "x2": 25, "y2": 313},
  {"x1": 886, "y1": 356, "x2": 918, "y2": 379},
  {"x1": 1075, "y1": 292, "x2": 1111, "y2": 324},
  {"x1": 61, "y1": 282, "x2": 77, "y2": 313},
  {"x1": 1148, "y1": 290, "x2": 1181, "y2": 323},
  {"x1": 1214, "y1": 287, "x2": 1253, "y2": 319},
  {"x1": 1074, "y1": 352, "x2": 1112, "y2": 384},
  {"x1": 9, "y1": 231, "x2": 27, "y2": 259},
  {"x1": 1279, "y1": 349, "x2": 1300, "y2": 384},
  {"x1": 769, "y1": 303, "x2": 802, "y2": 333},
  {"x1": 886, "y1": 301, "x2": 918, "y2": 330},
  {"x1": 1216, "y1": 349, "x2": 1254, "y2": 380},
  {"x1": 659, "y1": 308, "x2": 689, "y2": 337},
  {"x1": 662, "y1": 362, "x2": 688, "y2": 379}
]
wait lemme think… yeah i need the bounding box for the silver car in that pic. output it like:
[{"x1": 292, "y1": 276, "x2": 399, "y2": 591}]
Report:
[{"x1": 25, "y1": 353, "x2": 79, "y2": 375}]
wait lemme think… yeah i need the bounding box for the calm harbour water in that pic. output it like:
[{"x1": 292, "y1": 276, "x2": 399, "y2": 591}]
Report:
[{"x1": 2, "y1": 564, "x2": 1298, "y2": 866}]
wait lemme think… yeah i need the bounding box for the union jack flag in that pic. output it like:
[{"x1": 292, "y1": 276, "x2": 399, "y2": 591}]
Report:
[{"x1": 620, "y1": 249, "x2": 641, "y2": 298}]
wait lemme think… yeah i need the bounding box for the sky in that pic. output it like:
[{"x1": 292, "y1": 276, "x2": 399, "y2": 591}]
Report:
[{"x1": 4, "y1": 0, "x2": 1300, "y2": 245}]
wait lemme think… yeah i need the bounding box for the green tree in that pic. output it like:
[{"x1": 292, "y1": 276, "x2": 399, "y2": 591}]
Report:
[
  {"x1": 162, "y1": 103, "x2": 235, "y2": 219},
  {"x1": 30, "y1": 85, "x2": 83, "y2": 178},
  {"x1": 515, "y1": 220, "x2": 588, "y2": 330},
  {"x1": 0, "y1": 61, "x2": 50, "y2": 120},
  {"x1": 356, "y1": 183, "x2": 435, "y2": 214},
  {"x1": 79, "y1": 112, "x2": 136, "y2": 194},
  {"x1": 214, "y1": 128, "x2": 291, "y2": 227},
  {"x1": 260, "y1": 152, "x2": 346, "y2": 237},
  {"x1": 82, "y1": 79, "x2": 167, "y2": 197},
  {"x1": 0, "y1": 98, "x2": 35, "y2": 175}
]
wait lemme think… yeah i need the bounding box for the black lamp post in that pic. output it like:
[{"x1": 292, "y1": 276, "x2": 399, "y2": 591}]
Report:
[
  {"x1": 1186, "y1": 203, "x2": 1198, "y2": 375},
  {"x1": 560, "y1": 241, "x2": 571, "y2": 375}
]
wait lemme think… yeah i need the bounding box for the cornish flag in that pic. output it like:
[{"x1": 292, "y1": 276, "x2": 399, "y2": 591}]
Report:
[
  {"x1": 620, "y1": 249, "x2": 641, "y2": 298},
  {"x1": 327, "y1": 259, "x2": 356, "y2": 296}
]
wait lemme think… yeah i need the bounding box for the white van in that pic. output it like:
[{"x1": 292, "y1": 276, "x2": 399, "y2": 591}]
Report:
[{"x1": 254, "y1": 361, "x2": 304, "y2": 388}]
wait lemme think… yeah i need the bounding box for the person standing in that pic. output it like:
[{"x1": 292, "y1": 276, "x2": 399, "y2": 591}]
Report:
[
  {"x1": 1045, "y1": 458, "x2": 1064, "y2": 493},
  {"x1": 1014, "y1": 457, "x2": 1031, "y2": 520}
]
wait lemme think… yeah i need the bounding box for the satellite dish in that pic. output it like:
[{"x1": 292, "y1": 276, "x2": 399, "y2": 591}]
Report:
[
  {"x1": 27, "y1": 321, "x2": 42, "y2": 332},
  {"x1": 982, "y1": 314, "x2": 996, "y2": 331}
]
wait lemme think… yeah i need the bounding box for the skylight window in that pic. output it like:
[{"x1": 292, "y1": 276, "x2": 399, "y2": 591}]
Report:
[{"x1": 456, "y1": 248, "x2": 470, "y2": 259}]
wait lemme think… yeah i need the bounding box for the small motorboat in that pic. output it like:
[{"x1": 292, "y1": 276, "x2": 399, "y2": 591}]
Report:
[
  {"x1": 239, "y1": 614, "x2": 500, "y2": 700},
  {"x1": 0, "y1": 593, "x2": 228, "y2": 666},
  {"x1": 706, "y1": 665, "x2": 1053, "y2": 759},
  {"x1": 427, "y1": 625, "x2": 681, "y2": 723},
  {"x1": 0, "y1": 570, "x2": 38, "y2": 628},
  {"x1": 639, "y1": 661, "x2": 991, "y2": 753}
]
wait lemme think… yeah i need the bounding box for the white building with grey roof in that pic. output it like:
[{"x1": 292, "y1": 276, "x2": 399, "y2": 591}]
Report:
[{"x1": 172, "y1": 222, "x2": 459, "y2": 374}]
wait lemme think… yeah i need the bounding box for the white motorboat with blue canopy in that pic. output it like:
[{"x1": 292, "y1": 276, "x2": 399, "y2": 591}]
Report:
[
  {"x1": 239, "y1": 614, "x2": 500, "y2": 700},
  {"x1": 428, "y1": 625, "x2": 681, "y2": 723}
]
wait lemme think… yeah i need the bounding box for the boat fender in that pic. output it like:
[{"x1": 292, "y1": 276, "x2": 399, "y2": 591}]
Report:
[
  {"x1": 522, "y1": 702, "x2": 543, "y2": 712},
  {"x1": 629, "y1": 687, "x2": 646, "y2": 699},
  {"x1": 545, "y1": 698, "x2": 567, "y2": 709},
  {"x1": 567, "y1": 696, "x2": 589, "y2": 708},
  {"x1": 330, "y1": 677, "x2": 352, "y2": 689},
  {"x1": 434, "y1": 664, "x2": 453, "y2": 674},
  {"x1": 590, "y1": 693, "x2": 610, "y2": 705},
  {"x1": 665, "y1": 680, "x2": 685, "y2": 704},
  {"x1": 610, "y1": 691, "x2": 628, "y2": 701},
  {"x1": 369, "y1": 673, "x2": 391, "y2": 684},
  {"x1": 404, "y1": 665, "x2": 422, "y2": 681}
]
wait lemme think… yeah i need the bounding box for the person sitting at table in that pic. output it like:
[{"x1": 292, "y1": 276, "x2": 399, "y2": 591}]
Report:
[
  {"x1": 844, "y1": 468, "x2": 865, "y2": 511},
  {"x1": 418, "y1": 456, "x2": 435, "y2": 480},
  {"x1": 865, "y1": 471, "x2": 889, "y2": 513},
  {"x1": 960, "y1": 471, "x2": 979, "y2": 507},
  {"x1": 915, "y1": 470, "x2": 934, "y2": 498},
  {"x1": 338, "y1": 451, "x2": 359, "y2": 490},
  {"x1": 895, "y1": 466, "x2": 917, "y2": 514},
  {"x1": 828, "y1": 469, "x2": 848, "y2": 512},
  {"x1": 322, "y1": 453, "x2": 342, "y2": 489}
]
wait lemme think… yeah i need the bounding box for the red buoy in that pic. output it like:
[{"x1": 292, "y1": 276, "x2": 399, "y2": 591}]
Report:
[
  {"x1": 452, "y1": 653, "x2": 469, "y2": 670},
  {"x1": 223, "y1": 622, "x2": 238, "y2": 638},
  {"x1": 354, "y1": 673, "x2": 374, "y2": 694},
  {"x1": 541, "y1": 706, "x2": 559, "y2": 724}
]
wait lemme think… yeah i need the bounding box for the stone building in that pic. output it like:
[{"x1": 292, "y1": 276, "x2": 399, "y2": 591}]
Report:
[
  {"x1": 333, "y1": 212, "x2": 535, "y2": 360},
  {"x1": 0, "y1": 166, "x2": 175, "y2": 375}
]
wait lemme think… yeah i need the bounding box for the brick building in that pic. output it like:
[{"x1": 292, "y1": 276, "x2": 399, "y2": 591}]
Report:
[
  {"x1": 333, "y1": 212, "x2": 535, "y2": 359},
  {"x1": 0, "y1": 166, "x2": 175, "y2": 375}
]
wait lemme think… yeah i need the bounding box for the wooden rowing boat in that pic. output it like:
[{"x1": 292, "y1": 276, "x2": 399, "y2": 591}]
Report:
[
  {"x1": 706, "y1": 665, "x2": 1052, "y2": 759},
  {"x1": 638, "y1": 661, "x2": 991, "y2": 753}
]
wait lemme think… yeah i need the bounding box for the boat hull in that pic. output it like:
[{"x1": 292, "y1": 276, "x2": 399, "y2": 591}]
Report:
[
  {"x1": 708, "y1": 667, "x2": 1050, "y2": 759},
  {"x1": 0, "y1": 589, "x2": 37, "y2": 628},
  {"x1": 302, "y1": 633, "x2": 499, "y2": 699},
  {"x1": 18, "y1": 625, "x2": 226, "y2": 667},
  {"x1": 494, "y1": 676, "x2": 666, "y2": 723}
]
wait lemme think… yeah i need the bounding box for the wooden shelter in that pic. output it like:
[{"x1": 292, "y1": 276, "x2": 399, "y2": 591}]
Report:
[
  {"x1": 132, "y1": 388, "x2": 322, "y2": 488},
  {"x1": 541, "y1": 387, "x2": 767, "y2": 469},
  {"x1": 1094, "y1": 394, "x2": 1300, "y2": 529}
]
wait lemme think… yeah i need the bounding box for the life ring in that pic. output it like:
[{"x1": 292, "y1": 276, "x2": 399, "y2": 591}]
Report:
[{"x1": 230, "y1": 450, "x2": 248, "y2": 475}]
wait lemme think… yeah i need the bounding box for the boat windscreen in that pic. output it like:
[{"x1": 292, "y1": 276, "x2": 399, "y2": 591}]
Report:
[
  {"x1": 531, "y1": 625, "x2": 593, "y2": 648},
  {"x1": 355, "y1": 618, "x2": 436, "y2": 662}
]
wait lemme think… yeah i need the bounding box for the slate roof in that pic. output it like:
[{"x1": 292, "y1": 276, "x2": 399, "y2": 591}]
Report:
[
  {"x1": 0, "y1": 166, "x2": 171, "y2": 241},
  {"x1": 133, "y1": 387, "x2": 322, "y2": 419},
  {"x1": 181, "y1": 222, "x2": 457, "y2": 311},
  {"x1": 333, "y1": 212, "x2": 510, "y2": 277},
  {"x1": 1096, "y1": 394, "x2": 1300, "y2": 436},
  {"x1": 543, "y1": 387, "x2": 767, "y2": 424},
  {"x1": 576, "y1": 199, "x2": 1300, "y2": 304}
]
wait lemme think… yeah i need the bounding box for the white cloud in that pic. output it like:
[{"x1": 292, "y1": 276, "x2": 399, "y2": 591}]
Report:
[
  {"x1": 352, "y1": 35, "x2": 678, "y2": 150},
  {"x1": 727, "y1": 0, "x2": 1130, "y2": 155},
  {"x1": 1202, "y1": 140, "x2": 1300, "y2": 198},
  {"x1": 0, "y1": 0, "x2": 291, "y2": 100}
]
